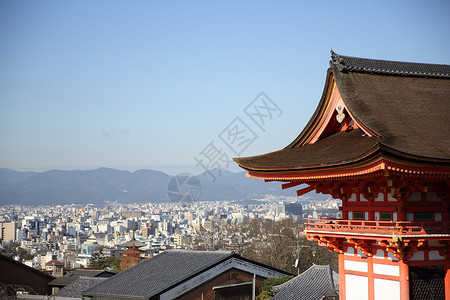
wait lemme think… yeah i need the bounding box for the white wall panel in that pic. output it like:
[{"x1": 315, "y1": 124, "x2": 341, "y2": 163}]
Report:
[
  {"x1": 409, "y1": 251, "x2": 425, "y2": 261},
  {"x1": 345, "y1": 260, "x2": 368, "y2": 272},
  {"x1": 373, "y1": 263, "x2": 399, "y2": 276},
  {"x1": 345, "y1": 247, "x2": 355, "y2": 256},
  {"x1": 374, "y1": 278, "x2": 400, "y2": 300},
  {"x1": 373, "y1": 249, "x2": 385, "y2": 259},
  {"x1": 429, "y1": 250, "x2": 444, "y2": 260},
  {"x1": 345, "y1": 274, "x2": 368, "y2": 300},
  {"x1": 407, "y1": 192, "x2": 421, "y2": 201},
  {"x1": 387, "y1": 194, "x2": 397, "y2": 201}
]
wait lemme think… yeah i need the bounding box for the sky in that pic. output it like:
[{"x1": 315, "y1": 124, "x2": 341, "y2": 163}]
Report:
[{"x1": 1, "y1": 0, "x2": 449, "y2": 175}]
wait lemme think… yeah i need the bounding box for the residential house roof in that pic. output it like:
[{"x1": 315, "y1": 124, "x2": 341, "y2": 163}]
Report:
[
  {"x1": 271, "y1": 264, "x2": 339, "y2": 300},
  {"x1": 49, "y1": 269, "x2": 114, "y2": 287},
  {"x1": 82, "y1": 250, "x2": 290, "y2": 299},
  {"x1": 56, "y1": 276, "x2": 108, "y2": 298}
]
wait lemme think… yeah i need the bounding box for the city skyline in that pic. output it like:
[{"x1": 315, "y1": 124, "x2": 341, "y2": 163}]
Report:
[{"x1": 1, "y1": 1, "x2": 450, "y2": 173}]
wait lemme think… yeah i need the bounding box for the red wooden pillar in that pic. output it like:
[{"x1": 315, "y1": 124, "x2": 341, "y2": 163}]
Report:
[
  {"x1": 342, "y1": 198, "x2": 348, "y2": 219},
  {"x1": 445, "y1": 259, "x2": 450, "y2": 300},
  {"x1": 399, "y1": 260, "x2": 409, "y2": 300},
  {"x1": 339, "y1": 254, "x2": 346, "y2": 300},
  {"x1": 368, "y1": 256, "x2": 374, "y2": 300}
]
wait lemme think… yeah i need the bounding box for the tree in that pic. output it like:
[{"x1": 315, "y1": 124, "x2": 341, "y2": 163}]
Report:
[
  {"x1": 239, "y1": 218, "x2": 338, "y2": 274},
  {"x1": 256, "y1": 276, "x2": 294, "y2": 300},
  {"x1": 89, "y1": 248, "x2": 121, "y2": 273},
  {"x1": 0, "y1": 242, "x2": 33, "y2": 262}
]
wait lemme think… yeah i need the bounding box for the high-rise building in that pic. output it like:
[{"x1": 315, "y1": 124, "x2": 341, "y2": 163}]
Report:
[
  {"x1": 284, "y1": 203, "x2": 303, "y2": 217},
  {"x1": 1, "y1": 222, "x2": 16, "y2": 242}
]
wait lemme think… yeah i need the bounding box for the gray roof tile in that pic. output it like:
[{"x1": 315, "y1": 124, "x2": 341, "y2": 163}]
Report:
[
  {"x1": 271, "y1": 264, "x2": 338, "y2": 300},
  {"x1": 49, "y1": 269, "x2": 113, "y2": 286},
  {"x1": 82, "y1": 250, "x2": 236, "y2": 298},
  {"x1": 56, "y1": 277, "x2": 108, "y2": 298},
  {"x1": 330, "y1": 50, "x2": 450, "y2": 78}
]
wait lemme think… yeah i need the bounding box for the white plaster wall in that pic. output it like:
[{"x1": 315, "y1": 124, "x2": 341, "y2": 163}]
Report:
[
  {"x1": 429, "y1": 250, "x2": 444, "y2": 260},
  {"x1": 388, "y1": 252, "x2": 399, "y2": 261},
  {"x1": 345, "y1": 260, "x2": 368, "y2": 272},
  {"x1": 365, "y1": 212, "x2": 369, "y2": 220},
  {"x1": 435, "y1": 212, "x2": 442, "y2": 221},
  {"x1": 393, "y1": 212, "x2": 397, "y2": 222},
  {"x1": 374, "y1": 193, "x2": 383, "y2": 201},
  {"x1": 408, "y1": 192, "x2": 421, "y2": 201},
  {"x1": 426, "y1": 192, "x2": 440, "y2": 201},
  {"x1": 373, "y1": 263, "x2": 399, "y2": 276},
  {"x1": 348, "y1": 211, "x2": 353, "y2": 220},
  {"x1": 373, "y1": 249, "x2": 385, "y2": 259},
  {"x1": 387, "y1": 194, "x2": 397, "y2": 202},
  {"x1": 406, "y1": 213, "x2": 414, "y2": 221},
  {"x1": 409, "y1": 251, "x2": 425, "y2": 261},
  {"x1": 357, "y1": 249, "x2": 368, "y2": 258},
  {"x1": 375, "y1": 212, "x2": 380, "y2": 221},
  {"x1": 349, "y1": 194, "x2": 357, "y2": 201},
  {"x1": 345, "y1": 247, "x2": 355, "y2": 256},
  {"x1": 374, "y1": 278, "x2": 400, "y2": 300},
  {"x1": 345, "y1": 274, "x2": 368, "y2": 300}
]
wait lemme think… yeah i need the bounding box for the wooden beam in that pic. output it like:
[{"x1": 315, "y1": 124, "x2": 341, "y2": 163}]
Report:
[
  {"x1": 297, "y1": 185, "x2": 315, "y2": 196},
  {"x1": 282, "y1": 181, "x2": 303, "y2": 189}
]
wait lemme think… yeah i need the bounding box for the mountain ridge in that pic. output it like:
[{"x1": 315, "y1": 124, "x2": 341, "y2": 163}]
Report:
[{"x1": 0, "y1": 168, "x2": 318, "y2": 205}]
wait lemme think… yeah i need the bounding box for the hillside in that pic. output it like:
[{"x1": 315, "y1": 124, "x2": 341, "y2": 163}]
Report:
[{"x1": 0, "y1": 168, "x2": 310, "y2": 206}]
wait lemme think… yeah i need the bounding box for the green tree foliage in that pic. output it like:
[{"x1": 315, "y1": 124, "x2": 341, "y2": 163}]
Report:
[
  {"x1": 89, "y1": 248, "x2": 121, "y2": 273},
  {"x1": 256, "y1": 276, "x2": 294, "y2": 300},
  {"x1": 239, "y1": 218, "x2": 338, "y2": 274},
  {"x1": 0, "y1": 242, "x2": 33, "y2": 262}
]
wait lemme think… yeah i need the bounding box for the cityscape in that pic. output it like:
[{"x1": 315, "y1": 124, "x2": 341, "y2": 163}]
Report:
[
  {"x1": 0, "y1": 195, "x2": 340, "y2": 272},
  {"x1": 1, "y1": 2, "x2": 448, "y2": 299}
]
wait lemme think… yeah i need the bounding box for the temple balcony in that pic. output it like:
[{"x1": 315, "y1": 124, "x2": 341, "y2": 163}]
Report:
[
  {"x1": 304, "y1": 218, "x2": 450, "y2": 240},
  {"x1": 303, "y1": 218, "x2": 450, "y2": 259}
]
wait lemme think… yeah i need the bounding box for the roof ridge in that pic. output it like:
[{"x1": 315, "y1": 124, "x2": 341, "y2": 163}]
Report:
[
  {"x1": 166, "y1": 249, "x2": 234, "y2": 255},
  {"x1": 330, "y1": 50, "x2": 450, "y2": 78}
]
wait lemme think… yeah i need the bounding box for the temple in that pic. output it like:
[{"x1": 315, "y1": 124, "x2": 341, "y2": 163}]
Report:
[{"x1": 234, "y1": 51, "x2": 450, "y2": 300}]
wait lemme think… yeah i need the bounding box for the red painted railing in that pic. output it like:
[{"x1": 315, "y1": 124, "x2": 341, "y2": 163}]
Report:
[{"x1": 304, "y1": 219, "x2": 450, "y2": 235}]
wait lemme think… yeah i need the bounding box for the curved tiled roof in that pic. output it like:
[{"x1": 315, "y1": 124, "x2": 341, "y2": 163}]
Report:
[
  {"x1": 333, "y1": 65, "x2": 450, "y2": 160},
  {"x1": 234, "y1": 52, "x2": 450, "y2": 173},
  {"x1": 330, "y1": 51, "x2": 450, "y2": 78},
  {"x1": 234, "y1": 129, "x2": 381, "y2": 172}
]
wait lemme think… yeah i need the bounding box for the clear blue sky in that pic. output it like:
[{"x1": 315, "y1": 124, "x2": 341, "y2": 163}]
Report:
[{"x1": 1, "y1": 0, "x2": 449, "y2": 175}]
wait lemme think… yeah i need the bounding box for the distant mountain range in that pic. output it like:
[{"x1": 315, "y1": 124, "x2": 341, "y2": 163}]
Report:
[{"x1": 0, "y1": 168, "x2": 318, "y2": 206}]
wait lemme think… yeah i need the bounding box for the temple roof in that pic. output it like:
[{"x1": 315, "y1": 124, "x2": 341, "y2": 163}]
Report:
[
  {"x1": 234, "y1": 52, "x2": 450, "y2": 174},
  {"x1": 330, "y1": 51, "x2": 450, "y2": 78}
]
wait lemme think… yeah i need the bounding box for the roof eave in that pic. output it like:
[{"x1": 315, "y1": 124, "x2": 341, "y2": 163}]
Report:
[{"x1": 233, "y1": 142, "x2": 382, "y2": 174}]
